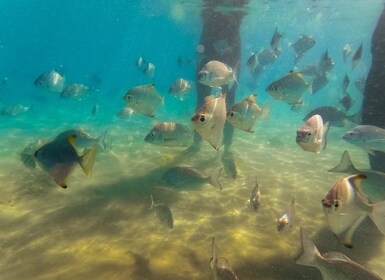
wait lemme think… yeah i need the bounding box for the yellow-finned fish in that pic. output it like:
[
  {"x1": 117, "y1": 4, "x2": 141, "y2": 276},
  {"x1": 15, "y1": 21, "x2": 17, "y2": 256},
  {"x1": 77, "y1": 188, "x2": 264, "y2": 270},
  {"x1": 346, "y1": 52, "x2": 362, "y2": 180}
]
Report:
[
  {"x1": 123, "y1": 84, "x2": 163, "y2": 118},
  {"x1": 296, "y1": 114, "x2": 329, "y2": 153},
  {"x1": 321, "y1": 174, "x2": 385, "y2": 248},
  {"x1": 34, "y1": 135, "x2": 96, "y2": 188},
  {"x1": 191, "y1": 93, "x2": 227, "y2": 150},
  {"x1": 296, "y1": 227, "x2": 382, "y2": 280}
]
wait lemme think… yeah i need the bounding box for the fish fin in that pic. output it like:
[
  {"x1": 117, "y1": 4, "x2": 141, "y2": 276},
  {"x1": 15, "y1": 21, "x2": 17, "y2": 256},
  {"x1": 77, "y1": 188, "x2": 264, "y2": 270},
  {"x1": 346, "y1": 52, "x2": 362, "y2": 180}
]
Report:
[
  {"x1": 248, "y1": 94, "x2": 257, "y2": 102},
  {"x1": 364, "y1": 147, "x2": 376, "y2": 156},
  {"x1": 205, "y1": 95, "x2": 215, "y2": 103},
  {"x1": 336, "y1": 214, "x2": 367, "y2": 248},
  {"x1": 209, "y1": 167, "x2": 223, "y2": 190},
  {"x1": 55, "y1": 179, "x2": 68, "y2": 189},
  {"x1": 149, "y1": 194, "x2": 155, "y2": 209},
  {"x1": 97, "y1": 130, "x2": 108, "y2": 151},
  {"x1": 295, "y1": 227, "x2": 321, "y2": 266},
  {"x1": 349, "y1": 111, "x2": 362, "y2": 124},
  {"x1": 328, "y1": 150, "x2": 359, "y2": 173},
  {"x1": 321, "y1": 121, "x2": 330, "y2": 150},
  {"x1": 322, "y1": 252, "x2": 352, "y2": 262},
  {"x1": 79, "y1": 148, "x2": 96, "y2": 177},
  {"x1": 370, "y1": 200, "x2": 385, "y2": 235}
]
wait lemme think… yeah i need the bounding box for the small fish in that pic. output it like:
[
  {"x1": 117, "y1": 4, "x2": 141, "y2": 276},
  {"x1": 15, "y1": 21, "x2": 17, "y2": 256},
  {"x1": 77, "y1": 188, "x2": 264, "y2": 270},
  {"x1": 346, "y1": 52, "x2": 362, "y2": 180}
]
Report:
[
  {"x1": 354, "y1": 76, "x2": 366, "y2": 94},
  {"x1": 92, "y1": 102, "x2": 99, "y2": 117},
  {"x1": 198, "y1": 60, "x2": 237, "y2": 88},
  {"x1": 191, "y1": 94, "x2": 227, "y2": 150},
  {"x1": 168, "y1": 78, "x2": 192, "y2": 100},
  {"x1": 143, "y1": 62, "x2": 155, "y2": 79},
  {"x1": 352, "y1": 43, "x2": 363, "y2": 70},
  {"x1": 213, "y1": 38, "x2": 232, "y2": 56},
  {"x1": 290, "y1": 35, "x2": 316, "y2": 63},
  {"x1": 317, "y1": 49, "x2": 334, "y2": 75},
  {"x1": 311, "y1": 73, "x2": 328, "y2": 95},
  {"x1": 34, "y1": 135, "x2": 96, "y2": 188},
  {"x1": 150, "y1": 195, "x2": 174, "y2": 229},
  {"x1": 266, "y1": 71, "x2": 310, "y2": 105},
  {"x1": 177, "y1": 55, "x2": 192, "y2": 67},
  {"x1": 160, "y1": 166, "x2": 222, "y2": 190},
  {"x1": 277, "y1": 197, "x2": 296, "y2": 231},
  {"x1": 321, "y1": 174, "x2": 385, "y2": 247},
  {"x1": 226, "y1": 94, "x2": 264, "y2": 133},
  {"x1": 144, "y1": 122, "x2": 192, "y2": 147},
  {"x1": 342, "y1": 73, "x2": 350, "y2": 93},
  {"x1": 34, "y1": 69, "x2": 66, "y2": 93},
  {"x1": 246, "y1": 52, "x2": 258, "y2": 74},
  {"x1": 256, "y1": 48, "x2": 277, "y2": 67},
  {"x1": 295, "y1": 227, "x2": 382, "y2": 280},
  {"x1": 303, "y1": 106, "x2": 361, "y2": 127},
  {"x1": 329, "y1": 150, "x2": 385, "y2": 203},
  {"x1": 123, "y1": 84, "x2": 163, "y2": 118},
  {"x1": 116, "y1": 107, "x2": 132, "y2": 119},
  {"x1": 342, "y1": 125, "x2": 385, "y2": 155},
  {"x1": 342, "y1": 43, "x2": 352, "y2": 62},
  {"x1": 249, "y1": 178, "x2": 261, "y2": 211},
  {"x1": 339, "y1": 92, "x2": 354, "y2": 111},
  {"x1": 0, "y1": 104, "x2": 30, "y2": 117},
  {"x1": 60, "y1": 83, "x2": 89, "y2": 99},
  {"x1": 135, "y1": 56, "x2": 147, "y2": 71},
  {"x1": 55, "y1": 129, "x2": 107, "y2": 152},
  {"x1": 221, "y1": 150, "x2": 237, "y2": 179},
  {"x1": 270, "y1": 27, "x2": 282, "y2": 50},
  {"x1": 296, "y1": 114, "x2": 329, "y2": 153},
  {"x1": 210, "y1": 237, "x2": 239, "y2": 280}
]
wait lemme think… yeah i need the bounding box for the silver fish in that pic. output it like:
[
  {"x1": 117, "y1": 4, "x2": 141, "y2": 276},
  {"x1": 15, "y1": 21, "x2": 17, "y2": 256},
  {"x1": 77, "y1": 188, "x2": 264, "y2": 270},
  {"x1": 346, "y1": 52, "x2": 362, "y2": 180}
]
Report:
[
  {"x1": 303, "y1": 106, "x2": 361, "y2": 127},
  {"x1": 277, "y1": 197, "x2": 295, "y2": 231},
  {"x1": 266, "y1": 71, "x2": 310, "y2": 105},
  {"x1": 34, "y1": 135, "x2": 96, "y2": 188},
  {"x1": 290, "y1": 35, "x2": 316, "y2": 63},
  {"x1": 210, "y1": 237, "x2": 239, "y2": 280},
  {"x1": 1, "y1": 104, "x2": 30, "y2": 117},
  {"x1": 150, "y1": 195, "x2": 174, "y2": 229},
  {"x1": 144, "y1": 122, "x2": 192, "y2": 147},
  {"x1": 198, "y1": 60, "x2": 237, "y2": 88},
  {"x1": 342, "y1": 125, "x2": 385, "y2": 155},
  {"x1": 160, "y1": 166, "x2": 222, "y2": 190},
  {"x1": 250, "y1": 178, "x2": 261, "y2": 211},
  {"x1": 296, "y1": 114, "x2": 329, "y2": 153},
  {"x1": 123, "y1": 84, "x2": 163, "y2": 118},
  {"x1": 191, "y1": 94, "x2": 227, "y2": 150},
  {"x1": 352, "y1": 43, "x2": 363, "y2": 70},
  {"x1": 322, "y1": 174, "x2": 385, "y2": 247},
  {"x1": 226, "y1": 94, "x2": 264, "y2": 133},
  {"x1": 342, "y1": 43, "x2": 352, "y2": 63},
  {"x1": 34, "y1": 69, "x2": 66, "y2": 93},
  {"x1": 60, "y1": 83, "x2": 89, "y2": 99},
  {"x1": 168, "y1": 78, "x2": 192, "y2": 100},
  {"x1": 296, "y1": 227, "x2": 382, "y2": 280},
  {"x1": 116, "y1": 107, "x2": 132, "y2": 119},
  {"x1": 135, "y1": 56, "x2": 147, "y2": 71},
  {"x1": 329, "y1": 150, "x2": 385, "y2": 203},
  {"x1": 143, "y1": 62, "x2": 155, "y2": 79}
]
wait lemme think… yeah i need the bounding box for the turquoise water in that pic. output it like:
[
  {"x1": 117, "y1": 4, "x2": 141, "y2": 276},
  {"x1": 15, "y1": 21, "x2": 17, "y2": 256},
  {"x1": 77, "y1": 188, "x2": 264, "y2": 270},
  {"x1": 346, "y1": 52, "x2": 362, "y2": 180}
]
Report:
[{"x1": 1, "y1": 1, "x2": 385, "y2": 279}]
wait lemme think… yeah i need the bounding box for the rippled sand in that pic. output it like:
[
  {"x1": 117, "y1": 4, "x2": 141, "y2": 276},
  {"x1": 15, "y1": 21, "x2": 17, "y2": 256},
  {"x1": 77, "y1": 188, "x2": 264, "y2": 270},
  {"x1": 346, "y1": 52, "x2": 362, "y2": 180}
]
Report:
[{"x1": 0, "y1": 115, "x2": 384, "y2": 280}]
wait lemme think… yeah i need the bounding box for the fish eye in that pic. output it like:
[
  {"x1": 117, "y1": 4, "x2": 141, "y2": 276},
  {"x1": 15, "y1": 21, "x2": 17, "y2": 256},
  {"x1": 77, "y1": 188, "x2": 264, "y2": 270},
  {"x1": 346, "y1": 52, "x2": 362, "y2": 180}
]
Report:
[
  {"x1": 274, "y1": 87, "x2": 278, "y2": 91},
  {"x1": 334, "y1": 200, "x2": 339, "y2": 209},
  {"x1": 229, "y1": 111, "x2": 235, "y2": 117},
  {"x1": 307, "y1": 132, "x2": 312, "y2": 136},
  {"x1": 199, "y1": 115, "x2": 206, "y2": 124},
  {"x1": 38, "y1": 81, "x2": 43, "y2": 85},
  {"x1": 151, "y1": 132, "x2": 156, "y2": 137},
  {"x1": 126, "y1": 95, "x2": 131, "y2": 100}
]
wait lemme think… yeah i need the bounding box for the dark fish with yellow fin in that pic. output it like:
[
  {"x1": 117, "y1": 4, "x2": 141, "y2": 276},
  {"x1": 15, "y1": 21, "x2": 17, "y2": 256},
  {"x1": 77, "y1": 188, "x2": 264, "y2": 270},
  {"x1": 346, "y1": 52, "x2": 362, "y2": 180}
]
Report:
[
  {"x1": 191, "y1": 94, "x2": 226, "y2": 150},
  {"x1": 351, "y1": 43, "x2": 363, "y2": 70},
  {"x1": 210, "y1": 237, "x2": 239, "y2": 280},
  {"x1": 123, "y1": 84, "x2": 163, "y2": 118},
  {"x1": 226, "y1": 94, "x2": 265, "y2": 133},
  {"x1": 34, "y1": 135, "x2": 96, "y2": 188},
  {"x1": 296, "y1": 114, "x2": 329, "y2": 153},
  {"x1": 321, "y1": 174, "x2": 385, "y2": 247},
  {"x1": 266, "y1": 71, "x2": 310, "y2": 106},
  {"x1": 150, "y1": 195, "x2": 174, "y2": 229},
  {"x1": 296, "y1": 227, "x2": 382, "y2": 280}
]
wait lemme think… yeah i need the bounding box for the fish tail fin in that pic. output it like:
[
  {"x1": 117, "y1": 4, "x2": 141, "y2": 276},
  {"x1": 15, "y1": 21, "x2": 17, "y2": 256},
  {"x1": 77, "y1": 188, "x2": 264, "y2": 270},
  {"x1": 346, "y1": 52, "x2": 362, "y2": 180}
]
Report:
[
  {"x1": 210, "y1": 167, "x2": 223, "y2": 190},
  {"x1": 328, "y1": 150, "x2": 358, "y2": 173},
  {"x1": 97, "y1": 130, "x2": 108, "y2": 151},
  {"x1": 321, "y1": 121, "x2": 330, "y2": 150},
  {"x1": 261, "y1": 102, "x2": 271, "y2": 119},
  {"x1": 370, "y1": 200, "x2": 385, "y2": 235},
  {"x1": 295, "y1": 227, "x2": 321, "y2": 267},
  {"x1": 79, "y1": 148, "x2": 96, "y2": 177}
]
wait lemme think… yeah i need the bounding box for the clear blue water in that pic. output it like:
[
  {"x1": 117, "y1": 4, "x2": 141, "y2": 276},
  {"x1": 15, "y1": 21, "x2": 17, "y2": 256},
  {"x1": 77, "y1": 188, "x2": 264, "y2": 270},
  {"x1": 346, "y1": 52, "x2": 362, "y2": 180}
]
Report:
[{"x1": 1, "y1": 1, "x2": 385, "y2": 279}]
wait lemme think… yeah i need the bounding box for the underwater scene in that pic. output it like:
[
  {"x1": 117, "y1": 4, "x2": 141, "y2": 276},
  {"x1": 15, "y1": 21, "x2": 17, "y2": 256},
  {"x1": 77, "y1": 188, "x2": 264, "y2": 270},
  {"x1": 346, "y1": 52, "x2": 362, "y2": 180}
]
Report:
[{"x1": 1, "y1": 0, "x2": 385, "y2": 279}]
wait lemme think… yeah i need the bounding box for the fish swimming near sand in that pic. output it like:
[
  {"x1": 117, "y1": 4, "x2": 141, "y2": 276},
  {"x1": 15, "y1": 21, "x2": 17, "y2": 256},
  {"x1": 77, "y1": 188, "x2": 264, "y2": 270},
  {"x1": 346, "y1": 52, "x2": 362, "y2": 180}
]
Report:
[
  {"x1": 150, "y1": 195, "x2": 174, "y2": 229},
  {"x1": 210, "y1": 237, "x2": 239, "y2": 280},
  {"x1": 168, "y1": 78, "x2": 192, "y2": 100},
  {"x1": 60, "y1": 83, "x2": 90, "y2": 99},
  {"x1": 296, "y1": 114, "x2": 329, "y2": 153},
  {"x1": 295, "y1": 227, "x2": 382, "y2": 280},
  {"x1": 250, "y1": 177, "x2": 261, "y2": 211},
  {"x1": 277, "y1": 197, "x2": 296, "y2": 231},
  {"x1": 191, "y1": 94, "x2": 227, "y2": 150},
  {"x1": 144, "y1": 122, "x2": 192, "y2": 147},
  {"x1": 321, "y1": 174, "x2": 385, "y2": 247},
  {"x1": 342, "y1": 125, "x2": 385, "y2": 155}
]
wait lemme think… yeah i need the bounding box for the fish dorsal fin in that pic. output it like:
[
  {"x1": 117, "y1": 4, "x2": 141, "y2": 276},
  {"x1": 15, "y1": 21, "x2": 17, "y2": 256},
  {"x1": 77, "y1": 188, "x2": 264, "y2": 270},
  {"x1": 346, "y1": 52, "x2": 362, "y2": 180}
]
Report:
[
  {"x1": 323, "y1": 251, "x2": 352, "y2": 262},
  {"x1": 328, "y1": 150, "x2": 359, "y2": 173},
  {"x1": 205, "y1": 95, "x2": 215, "y2": 103},
  {"x1": 146, "y1": 83, "x2": 156, "y2": 92},
  {"x1": 152, "y1": 121, "x2": 159, "y2": 127},
  {"x1": 248, "y1": 94, "x2": 257, "y2": 102}
]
